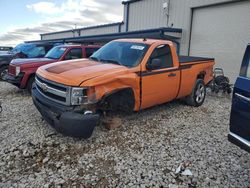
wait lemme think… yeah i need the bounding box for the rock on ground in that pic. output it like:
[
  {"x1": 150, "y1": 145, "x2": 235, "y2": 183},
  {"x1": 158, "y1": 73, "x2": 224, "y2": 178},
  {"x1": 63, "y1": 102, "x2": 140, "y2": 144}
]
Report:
[{"x1": 0, "y1": 82, "x2": 249, "y2": 187}]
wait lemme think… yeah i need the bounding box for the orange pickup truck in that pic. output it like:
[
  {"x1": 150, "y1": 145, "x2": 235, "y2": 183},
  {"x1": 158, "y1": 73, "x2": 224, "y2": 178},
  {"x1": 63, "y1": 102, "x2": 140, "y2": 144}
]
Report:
[{"x1": 32, "y1": 39, "x2": 215, "y2": 138}]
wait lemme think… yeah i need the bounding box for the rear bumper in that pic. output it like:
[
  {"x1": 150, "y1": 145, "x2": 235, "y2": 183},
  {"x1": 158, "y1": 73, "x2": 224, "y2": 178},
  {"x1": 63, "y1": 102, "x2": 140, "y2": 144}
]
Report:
[
  {"x1": 228, "y1": 132, "x2": 250, "y2": 153},
  {"x1": 3, "y1": 73, "x2": 23, "y2": 87},
  {"x1": 32, "y1": 85, "x2": 100, "y2": 138}
]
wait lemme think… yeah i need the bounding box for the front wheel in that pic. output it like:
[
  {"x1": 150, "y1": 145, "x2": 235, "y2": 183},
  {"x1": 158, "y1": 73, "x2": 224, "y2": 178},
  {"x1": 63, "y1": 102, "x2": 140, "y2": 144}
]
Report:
[
  {"x1": 0, "y1": 65, "x2": 8, "y2": 80},
  {"x1": 27, "y1": 76, "x2": 35, "y2": 94},
  {"x1": 185, "y1": 79, "x2": 206, "y2": 107}
]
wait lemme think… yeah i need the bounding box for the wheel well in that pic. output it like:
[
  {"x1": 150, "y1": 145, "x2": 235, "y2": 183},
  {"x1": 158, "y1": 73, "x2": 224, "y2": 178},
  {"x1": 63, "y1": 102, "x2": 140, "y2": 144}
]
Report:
[
  {"x1": 28, "y1": 73, "x2": 35, "y2": 79},
  {"x1": 99, "y1": 88, "x2": 135, "y2": 113},
  {"x1": 0, "y1": 64, "x2": 8, "y2": 69},
  {"x1": 197, "y1": 72, "x2": 206, "y2": 80},
  {"x1": 26, "y1": 74, "x2": 35, "y2": 87}
]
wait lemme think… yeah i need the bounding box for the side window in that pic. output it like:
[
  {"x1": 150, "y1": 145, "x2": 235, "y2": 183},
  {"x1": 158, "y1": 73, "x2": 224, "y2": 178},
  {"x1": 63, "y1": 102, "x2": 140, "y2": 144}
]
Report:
[
  {"x1": 65, "y1": 48, "x2": 82, "y2": 60},
  {"x1": 148, "y1": 44, "x2": 173, "y2": 69},
  {"x1": 246, "y1": 58, "x2": 250, "y2": 78},
  {"x1": 240, "y1": 46, "x2": 250, "y2": 78},
  {"x1": 86, "y1": 48, "x2": 99, "y2": 58}
]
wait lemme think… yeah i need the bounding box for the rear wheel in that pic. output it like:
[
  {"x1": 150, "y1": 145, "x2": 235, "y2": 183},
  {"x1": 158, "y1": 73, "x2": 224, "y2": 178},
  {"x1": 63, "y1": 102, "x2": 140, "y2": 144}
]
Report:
[
  {"x1": 0, "y1": 65, "x2": 8, "y2": 80},
  {"x1": 27, "y1": 76, "x2": 35, "y2": 94},
  {"x1": 185, "y1": 79, "x2": 206, "y2": 107}
]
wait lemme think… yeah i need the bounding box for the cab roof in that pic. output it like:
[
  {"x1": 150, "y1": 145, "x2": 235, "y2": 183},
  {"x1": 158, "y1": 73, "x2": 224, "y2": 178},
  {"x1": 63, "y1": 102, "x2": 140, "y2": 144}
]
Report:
[
  {"x1": 56, "y1": 44, "x2": 101, "y2": 48},
  {"x1": 114, "y1": 38, "x2": 172, "y2": 45}
]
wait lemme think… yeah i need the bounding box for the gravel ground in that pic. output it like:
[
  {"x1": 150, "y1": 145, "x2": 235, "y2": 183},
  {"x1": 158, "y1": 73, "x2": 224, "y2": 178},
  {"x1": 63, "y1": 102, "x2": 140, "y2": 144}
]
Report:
[{"x1": 0, "y1": 81, "x2": 249, "y2": 188}]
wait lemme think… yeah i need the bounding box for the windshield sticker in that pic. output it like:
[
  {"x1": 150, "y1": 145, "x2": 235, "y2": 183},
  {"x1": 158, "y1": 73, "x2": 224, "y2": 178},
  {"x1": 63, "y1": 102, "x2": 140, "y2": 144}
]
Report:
[
  {"x1": 59, "y1": 47, "x2": 66, "y2": 51},
  {"x1": 130, "y1": 45, "x2": 145, "y2": 50},
  {"x1": 157, "y1": 45, "x2": 166, "y2": 49}
]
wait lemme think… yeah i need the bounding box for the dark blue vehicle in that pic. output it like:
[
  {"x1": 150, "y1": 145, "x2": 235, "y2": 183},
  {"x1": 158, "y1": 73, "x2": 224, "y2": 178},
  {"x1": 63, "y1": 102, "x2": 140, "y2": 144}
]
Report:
[{"x1": 229, "y1": 44, "x2": 250, "y2": 152}]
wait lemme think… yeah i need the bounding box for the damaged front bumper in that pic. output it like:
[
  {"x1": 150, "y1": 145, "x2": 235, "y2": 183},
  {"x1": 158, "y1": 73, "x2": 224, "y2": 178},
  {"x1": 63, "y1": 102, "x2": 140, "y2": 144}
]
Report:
[
  {"x1": 3, "y1": 73, "x2": 23, "y2": 88},
  {"x1": 32, "y1": 86, "x2": 100, "y2": 138}
]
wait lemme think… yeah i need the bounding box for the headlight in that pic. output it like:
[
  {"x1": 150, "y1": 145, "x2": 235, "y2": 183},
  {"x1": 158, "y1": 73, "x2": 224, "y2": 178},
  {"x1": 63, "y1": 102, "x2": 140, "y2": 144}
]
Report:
[
  {"x1": 15, "y1": 66, "x2": 20, "y2": 76},
  {"x1": 71, "y1": 87, "x2": 88, "y2": 105}
]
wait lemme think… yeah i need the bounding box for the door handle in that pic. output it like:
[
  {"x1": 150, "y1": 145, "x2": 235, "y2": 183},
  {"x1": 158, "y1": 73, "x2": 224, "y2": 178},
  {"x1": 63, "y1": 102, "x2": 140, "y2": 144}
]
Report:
[{"x1": 168, "y1": 73, "x2": 176, "y2": 77}]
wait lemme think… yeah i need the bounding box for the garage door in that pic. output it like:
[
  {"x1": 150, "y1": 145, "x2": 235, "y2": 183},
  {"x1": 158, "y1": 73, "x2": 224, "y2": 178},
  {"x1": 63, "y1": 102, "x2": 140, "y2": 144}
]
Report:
[{"x1": 189, "y1": 1, "x2": 250, "y2": 82}]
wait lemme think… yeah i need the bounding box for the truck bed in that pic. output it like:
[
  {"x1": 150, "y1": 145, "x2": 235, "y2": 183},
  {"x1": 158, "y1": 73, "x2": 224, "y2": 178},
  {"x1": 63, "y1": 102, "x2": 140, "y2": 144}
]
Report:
[{"x1": 179, "y1": 56, "x2": 214, "y2": 64}]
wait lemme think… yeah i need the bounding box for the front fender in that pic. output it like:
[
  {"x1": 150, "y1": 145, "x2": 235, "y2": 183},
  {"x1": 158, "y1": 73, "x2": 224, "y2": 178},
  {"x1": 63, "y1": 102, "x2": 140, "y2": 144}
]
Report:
[
  {"x1": 83, "y1": 73, "x2": 140, "y2": 111},
  {"x1": 20, "y1": 68, "x2": 37, "y2": 88},
  {"x1": 0, "y1": 60, "x2": 11, "y2": 66}
]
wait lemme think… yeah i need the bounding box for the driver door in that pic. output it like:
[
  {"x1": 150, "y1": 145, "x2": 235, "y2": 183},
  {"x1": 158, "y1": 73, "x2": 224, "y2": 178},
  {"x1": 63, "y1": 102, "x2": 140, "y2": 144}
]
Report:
[
  {"x1": 229, "y1": 45, "x2": 250, "y2": 149},
  {"x1": 141, "y1": 44, "x2": 180, "y2": 109}
]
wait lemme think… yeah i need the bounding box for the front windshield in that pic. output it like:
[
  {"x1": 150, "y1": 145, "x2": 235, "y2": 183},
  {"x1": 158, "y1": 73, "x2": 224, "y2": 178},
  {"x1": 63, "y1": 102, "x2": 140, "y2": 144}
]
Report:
[
  {"x1": 45, "y1": 46, "x2": 67, "y2": 59},
  {"x1": 90, "y1": 41, "x2": 149, "y2": 67},
  {"x1": 11, "y1": 43, "x2": 46, "y2": 58}
]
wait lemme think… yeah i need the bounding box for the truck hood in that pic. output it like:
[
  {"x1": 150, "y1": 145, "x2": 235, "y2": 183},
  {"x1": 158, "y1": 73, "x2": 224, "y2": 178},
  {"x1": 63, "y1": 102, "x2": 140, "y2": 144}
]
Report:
[
  {"x1": 0, "y1": 53, "x2": 13, "y2": 57},
  {"x1": 0, "y1": 53, "x2": 13, "y2": 58},
  {"x1": 37, "y1": 59, "x2": 129, "y2": 86},
  {"x1": 10, "y1": 58, "x2": 55, "y2": 66},
  {"x1": 0, "y1": 53, "x2": 13, "y2": 61}
]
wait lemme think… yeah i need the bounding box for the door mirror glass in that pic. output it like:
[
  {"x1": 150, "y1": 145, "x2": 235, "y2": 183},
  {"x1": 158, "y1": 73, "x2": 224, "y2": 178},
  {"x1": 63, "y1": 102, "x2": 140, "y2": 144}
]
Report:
[{"x1": 146, "y1": 58, "x2": 162, "y2": 70}]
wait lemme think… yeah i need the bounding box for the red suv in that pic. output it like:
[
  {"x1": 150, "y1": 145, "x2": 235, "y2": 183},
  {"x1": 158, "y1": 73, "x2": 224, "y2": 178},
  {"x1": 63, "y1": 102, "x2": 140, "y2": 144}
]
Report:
[{"x1": 4, "y1": 44, "x2": 100, "y2": 92}]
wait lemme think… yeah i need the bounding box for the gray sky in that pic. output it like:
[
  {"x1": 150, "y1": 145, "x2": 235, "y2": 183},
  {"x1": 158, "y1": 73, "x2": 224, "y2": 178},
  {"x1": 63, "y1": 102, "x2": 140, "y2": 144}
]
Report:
[{"x1": 0, "y1": 0, "x2": 124, "y2": 46}]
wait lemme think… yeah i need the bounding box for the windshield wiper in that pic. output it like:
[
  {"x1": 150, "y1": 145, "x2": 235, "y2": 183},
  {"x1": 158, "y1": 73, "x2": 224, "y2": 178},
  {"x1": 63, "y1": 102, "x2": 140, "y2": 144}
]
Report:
[
  {"x1": 46, "y1": 56, "x2": 58, "y2": 60},
  {"x1": 89, "y1": 56, "x2": 99, "y2": 62},
  {"x1": 100, "y1": 59, "x2": 121, "y2": 65}
]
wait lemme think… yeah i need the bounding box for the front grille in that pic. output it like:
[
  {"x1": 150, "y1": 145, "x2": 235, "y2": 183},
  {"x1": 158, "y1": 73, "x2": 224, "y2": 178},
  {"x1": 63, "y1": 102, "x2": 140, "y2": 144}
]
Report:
[
  {"x1": 35, "y1": 75, "x2": 70, "y2": 105},
  {"x1": 36, "y1": 76, "x2": 67, "y2": 92},
  {"x1": 36, "y1": 84, "x2": 66, "y2": 102},
  {"x1": 8, "y1": 65, "x2": 16, "y2": 75}
]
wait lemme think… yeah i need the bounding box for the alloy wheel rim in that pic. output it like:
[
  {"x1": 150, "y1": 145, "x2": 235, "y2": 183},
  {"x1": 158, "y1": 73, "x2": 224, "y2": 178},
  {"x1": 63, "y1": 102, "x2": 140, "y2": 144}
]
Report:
[
  {"x1": 195, "y1": 84, "x2": 205, "y2": 103},
  {"x1": 0, "y1": 69, "x2": 8, "y2": 79}
]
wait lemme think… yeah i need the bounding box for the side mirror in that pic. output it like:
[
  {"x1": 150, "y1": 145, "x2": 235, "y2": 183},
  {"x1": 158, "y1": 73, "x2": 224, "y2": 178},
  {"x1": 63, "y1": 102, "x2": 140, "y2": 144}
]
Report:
[{"x1": 146, "y1": 58, "x2": 162, "y2": 70}]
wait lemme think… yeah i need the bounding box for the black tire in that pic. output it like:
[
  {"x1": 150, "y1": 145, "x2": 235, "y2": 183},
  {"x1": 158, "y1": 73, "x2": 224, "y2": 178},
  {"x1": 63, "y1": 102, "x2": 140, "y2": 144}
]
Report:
[
  {"x1": 210, "y1": 82, "x2": 215, "y2": 92},
  {"x1": 0, "y1": 65, "x2": 8, "y2": 80},
  {"x1": 215, "y1": 87, "x2": 220, "y2": 94},
  {"x1": 227, "y1": 88, "x2": 232, "y2": 94},
  {"x1": 27, "y1": 76, "x2": 35, "y2": 94},
  {"x1": 185, "y1": 79, "x2": 206, "y2": 107}
]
